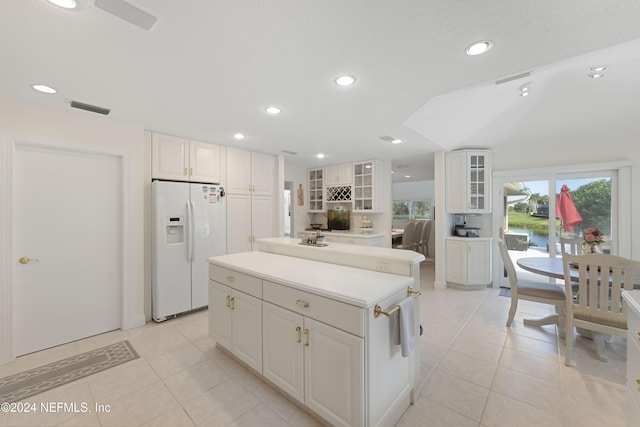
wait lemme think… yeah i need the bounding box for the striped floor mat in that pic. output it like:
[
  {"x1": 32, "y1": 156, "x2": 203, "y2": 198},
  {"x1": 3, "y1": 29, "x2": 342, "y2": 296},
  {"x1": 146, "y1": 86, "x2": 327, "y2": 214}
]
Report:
[{"x1": 0, "y1": 340, "x2": 138, "y2": 403}]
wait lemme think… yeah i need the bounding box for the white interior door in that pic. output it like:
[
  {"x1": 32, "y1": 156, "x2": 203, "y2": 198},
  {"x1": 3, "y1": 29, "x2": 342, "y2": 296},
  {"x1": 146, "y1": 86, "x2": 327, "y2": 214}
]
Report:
[{"x1": 14, "y1": 144, "x2": 121, "y2": 356}]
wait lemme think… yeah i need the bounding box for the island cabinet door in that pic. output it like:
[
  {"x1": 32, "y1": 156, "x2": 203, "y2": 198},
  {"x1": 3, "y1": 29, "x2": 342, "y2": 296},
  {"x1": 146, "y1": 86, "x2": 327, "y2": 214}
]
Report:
[
  {"x1": 262, "y1": 302, "x2": 304, "y2": 403},
  {"x1": 208, "y1": 281, "x2": 232, "y2": 349},
  {"x1": 231, "y1": 290, "x2": 263, "y2": 373},
  {"x1": 304, "y1": 317, "x2": 364, "y2": 427}
]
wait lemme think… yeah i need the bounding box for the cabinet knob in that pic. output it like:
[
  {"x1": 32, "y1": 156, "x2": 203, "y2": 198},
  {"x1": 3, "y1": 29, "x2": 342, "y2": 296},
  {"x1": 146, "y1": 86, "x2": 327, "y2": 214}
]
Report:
[
  {"x1": 296, "y1": 300, "x2": 309, "y2": 308},
  {"x1": 230, "y1": 297, "x2": 235, "y2": 310},
  {"x1": 636, "y1": 331, "x2": 640, "y2": 341},
  {"x1": 296, "y1": 326, "x2": 301, "y2": 343},
  {"x1": 303, "y1": 328, "x2": 309, "y2": 346},
  {"x1": 226, "y1": 295, "x2": 231, "y2": 308},
  {"x1": 226, "y1": 275, "x2": 235, "y2": 283}
]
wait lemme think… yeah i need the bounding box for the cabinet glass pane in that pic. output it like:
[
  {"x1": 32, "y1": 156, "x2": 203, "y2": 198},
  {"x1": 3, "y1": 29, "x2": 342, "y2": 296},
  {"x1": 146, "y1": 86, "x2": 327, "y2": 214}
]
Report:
[
  {"x1": 364, "y1": 187, "x2": 372, "y2": 198},
  {"x1": 470, "y1": 170, "x2": 477, "y2": 182},
  {"x1": 478, "y1": 183, "x2": 484, "y2": 195},
  {"x1": 478, "y1": 170, "x2": 484, "y2": 182},
  {"x1": 355, "y1": 164, "x2": 363, "y2": 174},
  {"x1": 364, "y1": 175, "x2": 372, "y2": 186},
  {"x1": 317, "y1": 170, "x2": 322, "y2": 178},
  {"x1": 355, "y1": 176, "x2": 363, "y2": 186}
]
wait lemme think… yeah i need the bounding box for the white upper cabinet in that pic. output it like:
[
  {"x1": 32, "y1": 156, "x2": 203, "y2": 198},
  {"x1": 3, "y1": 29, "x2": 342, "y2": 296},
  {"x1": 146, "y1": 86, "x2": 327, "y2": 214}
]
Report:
[
  {"x1": 324, "y1": 163, "x2": 353, "y2": 187},
  {"x1": 445, "y1": 150, "x2": 491, "y2": 213},
  {"x1": 189, "y1": 141, "x2": 221, "y2": 183},
  {"x1": 226, "y1": 147, "x2": 275, "y2": 196},
  {"x1": 152, "y1": 133, "x2": 220, "y2": 183},
  {"x1": 308, "y1": 168, "x2": 324, "y2": 212},
  {"x1": 353, "y1": 160, "x2": 382, "y2": 212}
]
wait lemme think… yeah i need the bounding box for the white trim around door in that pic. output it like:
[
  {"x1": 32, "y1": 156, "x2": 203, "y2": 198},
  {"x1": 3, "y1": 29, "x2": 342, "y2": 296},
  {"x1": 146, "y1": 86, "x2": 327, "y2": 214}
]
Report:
[{"x1": 0, "y1": 134, "x2": 144, "y2": 365}]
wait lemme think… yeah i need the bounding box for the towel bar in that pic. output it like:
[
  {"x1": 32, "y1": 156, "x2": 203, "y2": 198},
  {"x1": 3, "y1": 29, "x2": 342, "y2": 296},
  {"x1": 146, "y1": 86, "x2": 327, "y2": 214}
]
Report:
[{"x1": 373, "y1": 287, "x2": 421, "y2": 318}]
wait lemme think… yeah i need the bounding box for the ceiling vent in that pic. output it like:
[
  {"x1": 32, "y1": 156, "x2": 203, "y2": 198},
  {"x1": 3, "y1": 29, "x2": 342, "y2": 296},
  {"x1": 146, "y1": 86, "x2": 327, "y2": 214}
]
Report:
[
  {"x1": 379, "y1": 136, "x2": 395, "y2": 142},
  {"x1": 495, "y1": 71, "x2": 532, "y2": 85},
  {"x1": 70, "y1": 100, "x2": 111, "y2": 115},
  {"x1": 94, "y1": 0, "x2": 157, "y2": 31}
]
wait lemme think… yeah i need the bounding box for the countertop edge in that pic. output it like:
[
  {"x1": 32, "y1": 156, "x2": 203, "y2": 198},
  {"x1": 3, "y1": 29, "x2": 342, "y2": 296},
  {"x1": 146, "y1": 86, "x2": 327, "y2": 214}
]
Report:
[
  {"x1": 623, "y1": 290, "x2": 640, "y2": 315},
  {"x1": 208, "y1": 252, "x2": 415, "y2": 307}
]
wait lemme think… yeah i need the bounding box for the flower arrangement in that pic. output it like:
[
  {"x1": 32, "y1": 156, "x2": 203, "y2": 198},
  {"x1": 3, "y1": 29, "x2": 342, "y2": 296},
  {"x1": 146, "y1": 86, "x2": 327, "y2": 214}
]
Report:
[{"x1": 582, "y1": 227, "x2": 604, "y2": 254}]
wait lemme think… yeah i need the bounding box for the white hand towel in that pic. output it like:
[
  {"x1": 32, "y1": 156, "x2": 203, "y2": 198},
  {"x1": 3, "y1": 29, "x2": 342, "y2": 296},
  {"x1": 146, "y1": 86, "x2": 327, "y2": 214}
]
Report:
[{"x1": 392, "y1": 297, "x2": 414, "y2": 357}]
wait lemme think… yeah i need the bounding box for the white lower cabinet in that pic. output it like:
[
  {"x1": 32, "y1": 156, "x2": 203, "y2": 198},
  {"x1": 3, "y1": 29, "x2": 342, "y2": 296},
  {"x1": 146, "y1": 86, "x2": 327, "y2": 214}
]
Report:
[
  {"x1": 623, "y1": 291, "x2": 640, "y2": 424},
  {"x1": 262, "y1": 302, "x2": 364, "y2": 427},
  {"x1": 208, "y1": 269, "x2": 262, "y2": 372},
  {"x1": 208, "y1": 258, "x2": 414, "y2": 427},
  {"x1": 226, "y1": 193, "x2": 273, "y2": 253},
  {"x1": 445, "y1": 237, "x2": 492, "y2": 288}
]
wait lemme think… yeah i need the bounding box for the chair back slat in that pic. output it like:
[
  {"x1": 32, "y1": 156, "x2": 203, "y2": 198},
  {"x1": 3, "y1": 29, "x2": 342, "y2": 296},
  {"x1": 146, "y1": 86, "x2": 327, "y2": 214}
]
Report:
[{"x1": 563, "y1": 253, "x2": 640, "y2": 328}]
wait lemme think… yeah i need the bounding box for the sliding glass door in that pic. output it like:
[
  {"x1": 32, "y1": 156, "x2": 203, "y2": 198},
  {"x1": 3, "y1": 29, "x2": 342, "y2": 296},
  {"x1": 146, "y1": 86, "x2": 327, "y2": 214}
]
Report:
[{"x1": 496, "y1": 165, "x2": 623, "y2": 287}]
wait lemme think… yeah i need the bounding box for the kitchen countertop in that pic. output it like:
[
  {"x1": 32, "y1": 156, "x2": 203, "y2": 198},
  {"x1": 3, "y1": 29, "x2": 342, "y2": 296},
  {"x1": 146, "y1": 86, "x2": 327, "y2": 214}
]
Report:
[
  {"x1": 300, "y1": 230, "x2": 385, "y2": 238},
  {"x1": 257, "y1": 237, "x2": 424, "y2": 278},
  {"x1": 208, "y1": 251, "x2": 414, "y2": 308},
  {"x1": 623, "y1": 290, "x2": 640, "y2": 315}
]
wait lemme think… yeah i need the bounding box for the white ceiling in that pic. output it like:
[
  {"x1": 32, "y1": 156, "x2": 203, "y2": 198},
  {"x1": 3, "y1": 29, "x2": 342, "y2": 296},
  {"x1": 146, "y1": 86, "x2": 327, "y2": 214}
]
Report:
[{"x1": 2, "y1": 1, "x2": 640, "y2": 183}]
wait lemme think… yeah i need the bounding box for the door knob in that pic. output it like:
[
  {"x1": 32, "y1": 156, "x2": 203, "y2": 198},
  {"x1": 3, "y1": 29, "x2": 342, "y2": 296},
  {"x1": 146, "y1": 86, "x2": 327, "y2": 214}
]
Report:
[{"x1": 19, "y1": 256, "x2": 39, "y2": 264}]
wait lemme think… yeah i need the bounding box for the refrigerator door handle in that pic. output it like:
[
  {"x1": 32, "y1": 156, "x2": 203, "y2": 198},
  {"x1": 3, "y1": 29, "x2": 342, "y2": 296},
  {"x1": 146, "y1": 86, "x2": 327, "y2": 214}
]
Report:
[
  {"x1": 189, "y1": 200, "x2": 196, "y2": 262},
  {"x1": 186, "y1": 200, "x2": 193, "y2": 263}
]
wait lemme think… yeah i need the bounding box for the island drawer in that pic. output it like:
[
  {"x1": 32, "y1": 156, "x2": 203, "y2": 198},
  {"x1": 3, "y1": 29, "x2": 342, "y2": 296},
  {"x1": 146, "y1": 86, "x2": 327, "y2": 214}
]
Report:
[
  {"x1": 263, "y1": 280, "x2": 364, "y2": 337},
  {"x1": 209, "y1": 264, "x2": 262, "y2": 298}
]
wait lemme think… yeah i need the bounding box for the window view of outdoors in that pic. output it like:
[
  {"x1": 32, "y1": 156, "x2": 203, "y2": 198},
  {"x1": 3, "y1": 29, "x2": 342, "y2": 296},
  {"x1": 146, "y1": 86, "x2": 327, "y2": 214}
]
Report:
[
  {"x1": 393, "y1": 200, "x2": 431, "y2": 220},
  {"x1": 505, "y1": 177, "x2": 612, "y2": 252}
]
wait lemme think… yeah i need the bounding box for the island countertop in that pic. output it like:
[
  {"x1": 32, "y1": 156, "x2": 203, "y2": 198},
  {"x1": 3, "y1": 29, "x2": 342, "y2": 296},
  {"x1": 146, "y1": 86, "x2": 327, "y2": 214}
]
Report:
[
  {"x1": 208, "y1": 251, "x2": 414, "y2": 308},
  {"x1": 259, "y1": 237, "x2": 424, "y2": 263}
]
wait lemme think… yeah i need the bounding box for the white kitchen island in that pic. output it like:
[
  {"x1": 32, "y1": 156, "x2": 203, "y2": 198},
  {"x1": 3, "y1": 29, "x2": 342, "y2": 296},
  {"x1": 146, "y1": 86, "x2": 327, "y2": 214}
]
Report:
[{"x1": 208, "y1": 251, "x2": 419, "y2": 427}]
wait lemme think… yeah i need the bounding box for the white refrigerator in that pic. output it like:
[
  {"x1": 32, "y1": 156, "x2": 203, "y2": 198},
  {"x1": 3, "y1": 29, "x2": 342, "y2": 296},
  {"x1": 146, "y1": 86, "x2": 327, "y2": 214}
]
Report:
[{"x1": 152, "y1": 180, "x2": 226, "y2": 321}]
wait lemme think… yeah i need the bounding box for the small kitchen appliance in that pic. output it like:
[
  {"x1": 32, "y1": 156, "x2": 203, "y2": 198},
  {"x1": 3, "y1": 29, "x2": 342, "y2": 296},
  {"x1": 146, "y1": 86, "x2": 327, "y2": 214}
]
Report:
[{"x1": 452, "y1": 214, "x2": 480, "y2": 237}]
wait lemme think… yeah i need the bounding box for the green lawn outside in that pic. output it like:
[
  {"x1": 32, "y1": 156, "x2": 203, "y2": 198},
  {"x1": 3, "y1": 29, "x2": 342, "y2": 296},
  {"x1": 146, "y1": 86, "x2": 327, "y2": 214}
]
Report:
[{"x1": 507, "y1": 212, "x2": 561, "y2": 236}]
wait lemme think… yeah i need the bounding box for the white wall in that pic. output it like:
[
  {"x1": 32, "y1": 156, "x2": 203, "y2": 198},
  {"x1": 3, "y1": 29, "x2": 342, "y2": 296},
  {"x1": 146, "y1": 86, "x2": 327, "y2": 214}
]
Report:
[
  {"x1": 0, "y1": 95, "x2": 146, "y2": 326},
  {"x1": 392, "y1": 180, "x2": 435, "y2": 201}
]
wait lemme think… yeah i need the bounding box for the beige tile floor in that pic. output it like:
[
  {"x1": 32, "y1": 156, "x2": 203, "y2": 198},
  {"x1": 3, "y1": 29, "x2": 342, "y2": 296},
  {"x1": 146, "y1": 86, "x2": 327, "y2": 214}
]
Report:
[{"x1": 0, "y1": 261, "x2": 627, "y2": 427}]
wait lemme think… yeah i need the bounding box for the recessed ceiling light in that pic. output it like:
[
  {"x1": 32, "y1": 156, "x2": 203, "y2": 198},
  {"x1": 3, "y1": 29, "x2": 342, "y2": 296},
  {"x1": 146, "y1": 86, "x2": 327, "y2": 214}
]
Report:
[
  {"x1": 588, "y1": 73, "x2": 605, "y2": 79},
  {"x1": 335, "y1": 75, "x2": 356, "y2": 86},
  {"x1": 265, "y1": 106, "x2": 281, "y2": 115},
  {"x1": 520, "y1": 91, "x2": 530, "y2": 97},
  {"x1": 233, "y1": 133, "x2": 245, "y2": 140},
  {"x1": 316, "y1": 153, "x2": 325, "y2": 159},
  {"x1": 47, "y1": 0, "x2": 77, "y2": 9},
  {"x1": 465, "y1": 41, "x2": 493, "y2": 56},
  {"x1": 404, "y1": 175, "x2": 411, "y2": 179},
  {"x1": 32, "y1": 84, "x2": 57, "y2": 94},
  {"x1": 391, "y1": 171, "x2": 395, "y2": 174},
  {"x1": 590, "y1": 66, "x2": 608, "y2": 72},
  {"x1": 391, "y1": 139, "x2": 402, "y2": 144}
]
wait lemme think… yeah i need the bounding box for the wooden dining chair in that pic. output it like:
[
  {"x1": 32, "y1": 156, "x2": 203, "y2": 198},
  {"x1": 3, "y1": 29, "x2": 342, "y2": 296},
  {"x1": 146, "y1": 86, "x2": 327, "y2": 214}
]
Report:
[
  {"x1": 560, "y1": 237, "x2": 583, "y2": 255},
  {"x1": 497, "y1": 230, "x2": 566, "y2": 332},
  {"x1": 561, "y1": 253, "x2": 640, "y2": 365}
]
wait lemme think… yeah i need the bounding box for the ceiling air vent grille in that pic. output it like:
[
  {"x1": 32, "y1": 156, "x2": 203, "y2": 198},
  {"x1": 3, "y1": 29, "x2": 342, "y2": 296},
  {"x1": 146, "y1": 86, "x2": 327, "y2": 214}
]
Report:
[
  {"x1": 495, "y1": 71, "x2": 531, "y2": 85},
  {"x1": 70, "y1": 101, "x2": 111, "y2": 115}
]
